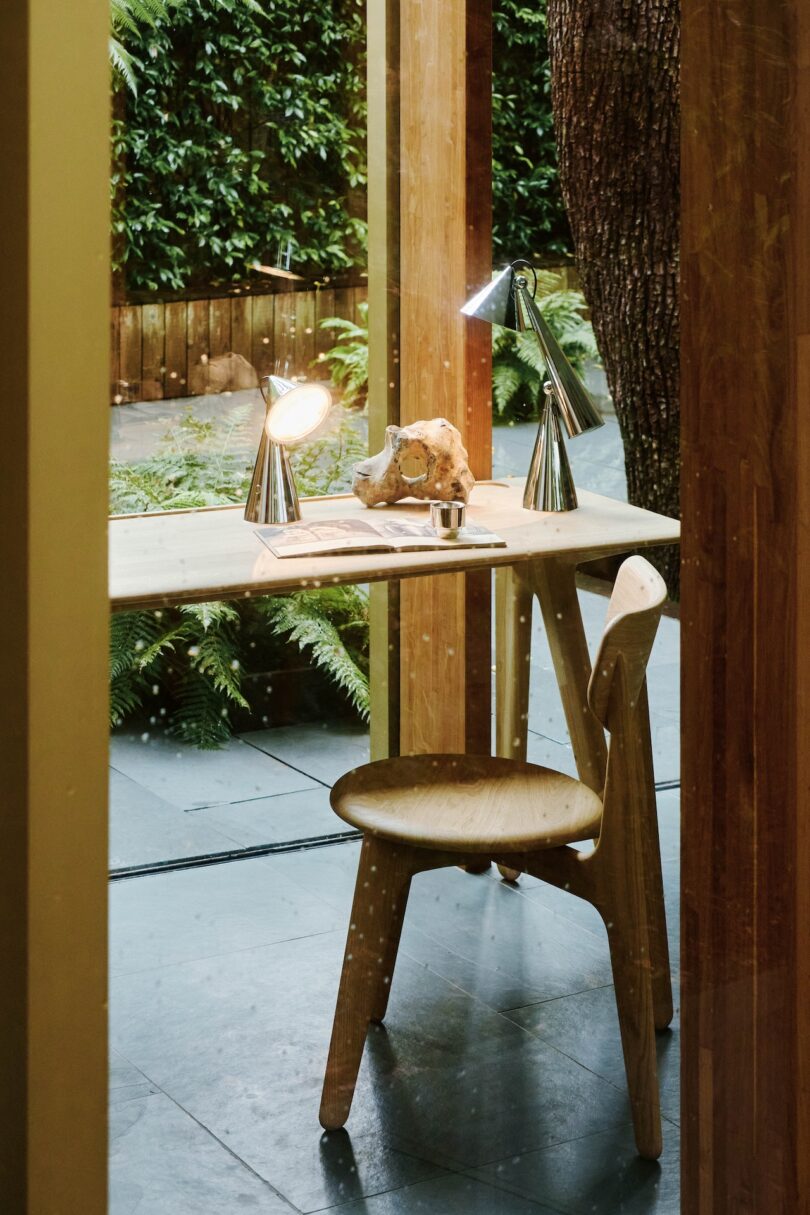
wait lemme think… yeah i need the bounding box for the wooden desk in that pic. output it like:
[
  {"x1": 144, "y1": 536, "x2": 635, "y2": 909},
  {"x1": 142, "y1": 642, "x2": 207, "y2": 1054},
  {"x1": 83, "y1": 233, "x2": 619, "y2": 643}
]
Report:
[{"x1": 109, "y1": 480, "x2": 680, "y2": 781}]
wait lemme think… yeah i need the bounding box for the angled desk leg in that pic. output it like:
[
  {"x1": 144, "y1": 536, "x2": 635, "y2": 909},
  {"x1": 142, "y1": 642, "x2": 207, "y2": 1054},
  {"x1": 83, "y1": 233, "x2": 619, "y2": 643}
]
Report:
[
  {"x1": 494, "y1": 563, "x2": 533, "y2": 881},
  {"x1": 495, "y1": 563, "x2": 534, "y2": 762},
  {"x1": 530, "y1": 556, "x2": 608, "y2": 796}
]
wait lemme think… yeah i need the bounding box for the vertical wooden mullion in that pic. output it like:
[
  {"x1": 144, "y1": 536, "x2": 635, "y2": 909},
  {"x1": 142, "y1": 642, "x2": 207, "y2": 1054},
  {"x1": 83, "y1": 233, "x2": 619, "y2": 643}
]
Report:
[
  {"x1": 397, "y1": 0, "x2": 492, "y2": 756},
  {"x1": 367, "y1": 0, "x2": 402, "y2": 761}
]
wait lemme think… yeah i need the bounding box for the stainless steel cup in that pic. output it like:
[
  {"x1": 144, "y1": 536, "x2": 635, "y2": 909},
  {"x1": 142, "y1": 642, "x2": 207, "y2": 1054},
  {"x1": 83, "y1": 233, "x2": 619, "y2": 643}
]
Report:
[{"x1": 430, "y1": 500, "x2": 466, "y2": 538}]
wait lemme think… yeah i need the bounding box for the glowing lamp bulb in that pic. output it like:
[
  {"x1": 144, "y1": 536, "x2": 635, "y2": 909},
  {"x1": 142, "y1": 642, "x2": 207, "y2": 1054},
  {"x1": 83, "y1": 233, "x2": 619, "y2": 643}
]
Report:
[{"x1": 266, "y1": 382, "x2": 332, "y2": 445}]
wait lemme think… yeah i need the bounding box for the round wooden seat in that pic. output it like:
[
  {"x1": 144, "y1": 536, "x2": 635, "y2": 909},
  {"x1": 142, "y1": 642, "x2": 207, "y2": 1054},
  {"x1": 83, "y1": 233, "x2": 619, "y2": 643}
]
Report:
[{"x1": 330, "y1": 753, "x2": 603, "y2": 853}]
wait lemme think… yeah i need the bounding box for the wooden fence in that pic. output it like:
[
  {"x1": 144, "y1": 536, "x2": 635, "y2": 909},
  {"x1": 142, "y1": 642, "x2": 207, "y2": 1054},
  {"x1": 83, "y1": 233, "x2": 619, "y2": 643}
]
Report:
[{"x1": 110, "y1": 283, "x2": 367, "y2": 404}]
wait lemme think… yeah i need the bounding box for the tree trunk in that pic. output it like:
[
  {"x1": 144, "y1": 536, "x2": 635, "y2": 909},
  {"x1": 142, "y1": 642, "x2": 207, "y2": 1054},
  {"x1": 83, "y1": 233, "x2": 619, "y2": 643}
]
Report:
[{"x1": 547, "y1": 0, "x2": 680, "y2": 592}]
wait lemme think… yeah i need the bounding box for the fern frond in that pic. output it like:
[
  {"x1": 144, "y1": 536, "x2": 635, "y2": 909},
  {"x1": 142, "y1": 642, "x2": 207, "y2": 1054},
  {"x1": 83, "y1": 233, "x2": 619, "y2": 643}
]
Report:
[
  {"x1": 169, "y1": 668, "x2": 234, "y2": 749},
  {"x1": 109, "y1": 35, "x2": 141, "y2": 93},
  {"x1": 110, "y1": 671, "x2": 148, "y2": 727},
  {"x1": 265, "y1": 595, "x2": 369, "y2": 719}
]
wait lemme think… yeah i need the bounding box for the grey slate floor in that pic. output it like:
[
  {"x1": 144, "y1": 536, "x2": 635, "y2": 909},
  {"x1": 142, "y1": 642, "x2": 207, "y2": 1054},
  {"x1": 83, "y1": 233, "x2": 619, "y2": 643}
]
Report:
[{"x1": 110, "y1": 408, "x2": 680, "y2": 1213}]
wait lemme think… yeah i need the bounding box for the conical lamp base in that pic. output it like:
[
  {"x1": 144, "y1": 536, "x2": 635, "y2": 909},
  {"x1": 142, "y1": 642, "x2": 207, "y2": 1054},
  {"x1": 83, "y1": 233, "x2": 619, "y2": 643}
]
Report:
[
  {"x1": 524, "y1": 397, "x2": 578, "y2": 513},
  {"x1": 244, "y1": 432, "x2": 301, "y2": 524}
]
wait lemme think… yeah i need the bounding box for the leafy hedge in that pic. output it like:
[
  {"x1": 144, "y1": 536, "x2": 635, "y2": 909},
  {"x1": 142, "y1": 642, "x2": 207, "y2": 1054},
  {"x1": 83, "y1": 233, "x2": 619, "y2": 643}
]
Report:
[
  {"x1": 113, "y1": 0, "x2": 569, "y2": 292},
  {"x1": 112, "y1": 0, "x2": 367, "y2": 291},
  {"x1": 493, "y1": 1, "x2": 570, "y2": 259}
]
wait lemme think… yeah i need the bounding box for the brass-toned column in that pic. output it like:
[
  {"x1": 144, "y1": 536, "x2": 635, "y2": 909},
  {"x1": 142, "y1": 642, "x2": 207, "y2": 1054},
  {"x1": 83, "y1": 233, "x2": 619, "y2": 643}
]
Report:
[{"x1": 0, "y1": 0, "x2": 110, "y2": 1208}]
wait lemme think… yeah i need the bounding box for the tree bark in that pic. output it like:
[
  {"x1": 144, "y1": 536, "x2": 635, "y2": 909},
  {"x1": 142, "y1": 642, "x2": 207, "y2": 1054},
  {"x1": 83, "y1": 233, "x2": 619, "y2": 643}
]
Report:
[{"x1": 547, "y1": 0, "x2": 680, "y2": 591}]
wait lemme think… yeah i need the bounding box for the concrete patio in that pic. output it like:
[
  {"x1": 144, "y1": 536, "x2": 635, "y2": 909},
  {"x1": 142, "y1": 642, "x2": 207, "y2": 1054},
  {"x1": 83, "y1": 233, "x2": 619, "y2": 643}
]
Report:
[{"x1": 109, "y1": 403, "x2": 680, "y2": 1213}]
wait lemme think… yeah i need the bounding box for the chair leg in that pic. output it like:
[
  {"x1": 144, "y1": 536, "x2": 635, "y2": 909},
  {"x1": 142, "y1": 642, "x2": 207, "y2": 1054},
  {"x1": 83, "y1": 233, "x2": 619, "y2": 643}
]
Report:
[
  {"x1": 641, "y1": 812, "x2": 673, "y2": 1030},
  {"x1": 370, "y1": 871, "x2": 412, "y2": 1024},
  {"x1": 604, "y1": 900, "x2": 663, "y2": 1160},
  {"x1": 637, "y1": 683, "x2": 673, "y2": 1030},
  {"x1": 319, "y1": 836, "x2": 416, "y2": 1131}
]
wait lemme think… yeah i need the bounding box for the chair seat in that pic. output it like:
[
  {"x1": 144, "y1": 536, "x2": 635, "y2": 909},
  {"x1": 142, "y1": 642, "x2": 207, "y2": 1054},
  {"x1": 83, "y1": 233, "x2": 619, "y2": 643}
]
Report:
[{"x1": 330, "y1": 754, "x2": 603, "y2": 854}]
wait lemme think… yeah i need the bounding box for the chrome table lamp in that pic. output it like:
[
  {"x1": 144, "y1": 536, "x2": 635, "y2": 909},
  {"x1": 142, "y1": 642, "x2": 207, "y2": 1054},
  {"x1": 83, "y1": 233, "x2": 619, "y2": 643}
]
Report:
[
  {"x1": 244, "y1": 375, "x2": 332, "y2": 525},
  {"x1": 462, "y1": 259, "x2": 603, "y2": 511}
]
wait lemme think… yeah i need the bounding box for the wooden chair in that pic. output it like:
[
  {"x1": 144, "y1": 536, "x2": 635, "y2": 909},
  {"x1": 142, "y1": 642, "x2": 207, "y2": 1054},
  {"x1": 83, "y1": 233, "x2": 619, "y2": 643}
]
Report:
[{"x1": 319, "y1": 555, "x2": 673, "y2": 1160}]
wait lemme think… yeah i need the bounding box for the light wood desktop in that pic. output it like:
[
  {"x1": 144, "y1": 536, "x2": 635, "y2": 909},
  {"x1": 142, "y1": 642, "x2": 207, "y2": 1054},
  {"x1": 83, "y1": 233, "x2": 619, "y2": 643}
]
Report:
[{"x1": 109, "y1": 479, "x2": 680, "y2": 788}]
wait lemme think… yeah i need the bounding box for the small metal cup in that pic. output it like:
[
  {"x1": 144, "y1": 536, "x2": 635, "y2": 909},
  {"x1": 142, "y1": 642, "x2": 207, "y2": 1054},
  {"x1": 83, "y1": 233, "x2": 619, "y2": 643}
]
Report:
[{"x1": 430, "y1": 500, "x2": 466, "y2": 538}]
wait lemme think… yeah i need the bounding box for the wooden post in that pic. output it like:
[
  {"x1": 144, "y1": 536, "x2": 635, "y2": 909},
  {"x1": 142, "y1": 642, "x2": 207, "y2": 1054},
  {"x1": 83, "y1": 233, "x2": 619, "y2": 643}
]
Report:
[
  {"x1": 398, "y1": 0, "x2": 492, "y2": 755},
  {"x1": 367, "y1": 0, "x2": 402, "y2": 761},
  {"x1": 681, "y1": 0, "x2": 810, "y2": 1207},
  {"x1": 0, "y1": 0, "x2": 109, "y2": 1208}
]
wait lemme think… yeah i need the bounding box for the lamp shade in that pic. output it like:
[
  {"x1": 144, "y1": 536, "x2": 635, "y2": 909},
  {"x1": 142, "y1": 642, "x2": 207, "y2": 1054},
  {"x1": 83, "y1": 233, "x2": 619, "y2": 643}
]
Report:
[
  {"x1": 462, "y1": 261, "x2": 603, "y2": 438},
  {"x1": 264, "y1": 376, "x2": 332, "y2": 444}
]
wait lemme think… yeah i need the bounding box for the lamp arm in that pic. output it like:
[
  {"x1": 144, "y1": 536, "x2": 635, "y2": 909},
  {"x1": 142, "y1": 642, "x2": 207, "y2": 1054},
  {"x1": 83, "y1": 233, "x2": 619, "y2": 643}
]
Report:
[{"x1": 514, "y1": 284, "x2": 603, "y2": 438}]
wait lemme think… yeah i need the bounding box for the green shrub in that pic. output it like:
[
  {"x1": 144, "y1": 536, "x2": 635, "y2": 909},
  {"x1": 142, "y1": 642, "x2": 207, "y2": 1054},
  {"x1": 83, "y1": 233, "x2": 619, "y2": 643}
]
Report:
[
  {"x1": 492, "y1": 2, "x2": 570, "y2": 260},
  {"x1": 112, "y1": 0, "x2": 367, "y2": 291},
  {"x1": 110, "y1": 402, "x2": 370, "y2": 747},
  {"x1": 112, "y1": 0, "x2": 569, "y2": 292}
]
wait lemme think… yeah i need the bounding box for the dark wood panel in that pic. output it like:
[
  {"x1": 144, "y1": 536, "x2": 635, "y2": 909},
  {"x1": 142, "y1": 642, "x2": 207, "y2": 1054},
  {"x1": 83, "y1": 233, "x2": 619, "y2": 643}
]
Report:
[
  {"x1": 251, "y1": 294, "x2": 275, "y2": 380},
  {"x1": 110, "y1": 307, "x2": 121, "y2": 403},
  {"x1": 314, "y1": 287, "x2": 337, "y2": 363},
  {"x1": 681, "y1": 0, "x2": 810, "y2": 1208},
  {"x1": 296, "y1": 286, "x2": 316, "y2": 379},
  {"x1": 186, "y1": 298, "x2": 209, "y2": 394},
  {"x1": 118, "y1": 305, "x2": 142, "y2": 403},
  {"x1": 140, "y1": 302, "x2": 164, "y2": 401},
  {"x1": 208, "y1": 296, "x2": 231, "y2": 358},
  {"x1": 230, "y1": 294, "x2": 252, "y2": 365},
  {"x1": 163, "y1": 301, "x2": 187, "y2": 397}
]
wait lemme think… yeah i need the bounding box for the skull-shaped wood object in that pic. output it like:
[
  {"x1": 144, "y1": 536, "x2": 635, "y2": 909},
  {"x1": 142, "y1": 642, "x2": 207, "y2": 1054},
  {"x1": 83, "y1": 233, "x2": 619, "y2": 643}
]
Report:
[{"x1": 352, "y1": 418, "x2": 475, "y2": 506}]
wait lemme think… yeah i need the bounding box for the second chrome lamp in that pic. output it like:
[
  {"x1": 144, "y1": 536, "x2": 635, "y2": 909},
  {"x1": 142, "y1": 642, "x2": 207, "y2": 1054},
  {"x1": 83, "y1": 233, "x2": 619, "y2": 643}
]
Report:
[{"x1": 462, "y1": 259, "x2": 603, "y2": 511}]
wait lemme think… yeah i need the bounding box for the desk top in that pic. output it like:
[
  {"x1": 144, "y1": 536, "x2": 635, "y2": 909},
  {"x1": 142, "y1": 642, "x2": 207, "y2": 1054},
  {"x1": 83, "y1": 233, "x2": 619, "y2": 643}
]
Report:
[{"x1": 109, "y1": 480, "x2": 680, "y2": 611}]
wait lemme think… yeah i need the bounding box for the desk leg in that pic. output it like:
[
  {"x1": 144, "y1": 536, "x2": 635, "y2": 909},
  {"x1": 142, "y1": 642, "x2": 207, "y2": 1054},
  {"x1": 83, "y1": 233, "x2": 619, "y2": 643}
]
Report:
[
  {"x1": 494, "y1": 563, "x2": 533, "y2": 883},
  {"x1": 495, "y1": 564, "x2": 533, "y2": 763},
  {"x1": 531, "y1": 557, "x2": 607, "y2": 795}
]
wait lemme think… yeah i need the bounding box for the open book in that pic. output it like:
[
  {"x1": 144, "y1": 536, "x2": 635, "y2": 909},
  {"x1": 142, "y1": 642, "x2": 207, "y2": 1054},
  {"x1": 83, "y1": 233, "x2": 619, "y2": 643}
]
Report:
[{"x1": 255, "y1": 515, "x2": 505, "y2": 558}]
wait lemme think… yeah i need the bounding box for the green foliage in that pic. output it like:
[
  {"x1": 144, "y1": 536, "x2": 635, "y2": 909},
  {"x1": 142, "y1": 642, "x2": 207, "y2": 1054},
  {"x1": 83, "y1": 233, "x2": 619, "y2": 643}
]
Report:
[
  {"x1": 310, "y1": 275, "x2": 598, "y2": 427},
  {"x1": 258, "y1": 587, "x2": 369, "y2": 721},
  {"x1": 110, "y1": 401, "x2": 369, "y2": 747},
  {"x1": 492, "y1": 2, "x2": 570, "y2": 260},
  {"x1": 110, "y1": 0, "x2": 172, "y2": 94},
  {"x1": 492, "y1": 275, "x2": 599, "y2": 422},
  {"x1": 317, "y1": 301, "x2": 368, "y2": 409},
  {"x1": 112, "y1": 0, "x2": 568, "y2": 292},
  {"x1": 112, "y1": 0, "x2": 367, "y2": 291}
]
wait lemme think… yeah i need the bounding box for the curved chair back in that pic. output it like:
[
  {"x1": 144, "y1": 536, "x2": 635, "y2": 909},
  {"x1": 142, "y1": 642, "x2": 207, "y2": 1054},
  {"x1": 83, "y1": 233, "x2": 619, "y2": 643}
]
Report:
[{"x1": 587, "y1": 556, "x2": 667, "y2": 730}]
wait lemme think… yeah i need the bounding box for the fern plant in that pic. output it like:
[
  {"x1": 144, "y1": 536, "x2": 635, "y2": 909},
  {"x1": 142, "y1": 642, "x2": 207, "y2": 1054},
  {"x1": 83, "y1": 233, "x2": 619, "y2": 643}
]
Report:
[
  {"x1": 315, "y1": 282, "x2": 598, "y2": 425},
  {"x1": 317, "y1": 302, "x2": 369, "y2": 409},
  {"x1": 110, "y1": 400, "x2": 369, "y2": 747}
]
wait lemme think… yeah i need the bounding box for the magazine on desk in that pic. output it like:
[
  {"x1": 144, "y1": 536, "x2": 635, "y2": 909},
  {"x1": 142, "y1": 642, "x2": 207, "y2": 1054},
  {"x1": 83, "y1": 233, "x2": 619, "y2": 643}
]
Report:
[{"x1": 255, "y1": 515, "x2": 505, "y2": 558}]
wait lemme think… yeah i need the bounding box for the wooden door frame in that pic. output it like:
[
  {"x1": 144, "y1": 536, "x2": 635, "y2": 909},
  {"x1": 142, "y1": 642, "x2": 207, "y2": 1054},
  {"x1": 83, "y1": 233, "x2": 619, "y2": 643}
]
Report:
[
  {"x1": 681, "y1": 0, "x2": 810, "y2": 1208},
  {"x1": 0, "y1": 0, "x2": 110, "y2": 1209}
]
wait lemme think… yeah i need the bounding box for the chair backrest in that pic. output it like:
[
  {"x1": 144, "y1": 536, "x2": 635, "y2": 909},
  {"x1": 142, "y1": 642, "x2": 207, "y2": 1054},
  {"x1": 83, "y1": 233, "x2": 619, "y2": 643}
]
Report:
[{"x1": 587, "y1": 555, "x2": 667, "y2": 730}]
